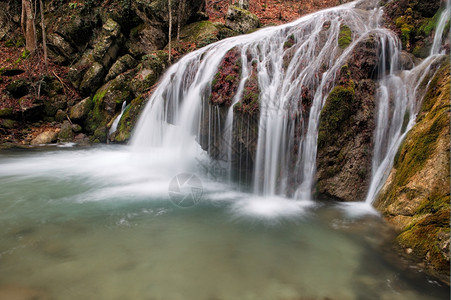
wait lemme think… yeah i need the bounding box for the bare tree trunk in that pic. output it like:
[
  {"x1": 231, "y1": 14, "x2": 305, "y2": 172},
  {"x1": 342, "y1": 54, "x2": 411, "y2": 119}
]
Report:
[
  {"x1": 177, "y1": 0, "x2": 184, "y2": 48},
  {"x1": 22, "y1": 0, "x2": 37, "y2": 52},
  {"x1": 39, "y1": 0, "x2": 48, "y2": 72},
  {"x1": 168, "y1": 0, "x2": 172, "y2": 63}
]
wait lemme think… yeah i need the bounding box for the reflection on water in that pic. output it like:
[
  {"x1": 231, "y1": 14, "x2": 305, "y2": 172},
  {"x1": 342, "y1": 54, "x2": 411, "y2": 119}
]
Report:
[{"x1": 0, "y1": 146, "x2": 448, "y2": 300}]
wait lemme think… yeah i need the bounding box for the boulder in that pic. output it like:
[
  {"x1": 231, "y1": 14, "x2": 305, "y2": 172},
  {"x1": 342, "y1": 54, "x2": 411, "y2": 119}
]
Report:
[
  {"x1": 70, "y1": 97, "x2": 92, "y2": 121},
  {"x1": 225, "y1": 6, "x2": 260, "y2": 34},
  {"x1": 126, "y1": 23, "x2": 167, "y2": 57},
  {"x1": 105, "y1": 54, "x2": 137, "y2": 82},
  {"x1": 44, "y1": 95, "x2": 67, "y2": 117},
  {"x1": 31, "y1": 131, "x2": 58, "y2": 145},
  {"x1": 79, "y1": 62, "x2": 105, "y2": 96},
  {"x1": 316, "y1": 37, "x2": 381, "y2": 201},
  {"x1": 58, "y1": 121, "x2": 74, "y2": 142},
  {"x1": 93, "y1": 18, "x2": 124, "y2": 69}
]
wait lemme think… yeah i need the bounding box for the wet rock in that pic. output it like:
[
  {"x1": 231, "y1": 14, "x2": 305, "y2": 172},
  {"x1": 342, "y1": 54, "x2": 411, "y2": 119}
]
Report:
[
  {"x1": 31, "y1": 130, "x2": 58, "y2": 145},
  {"x1": 375, "y1": 59, "x2": 450, "y2": 284},
  {"x1": 400, "y1": 50, "x2": 420, "y2": 70},
  {"x1": 113, "y1": 96, "x2": 145, "y2": 143},
  {"x1": 58, "y1": 121, "x2": 74, "y2": 142},
  {"x1": 316, "y1": 37, "x2": 381, "y2": 202},
  {"x1": 86, "y1": 73, "x2": 133, "y2": 136},
  {"x1": 226, "y1": 5, "x2": 260, "y2": 34},
  {"x1": 70, "y1": 97, "x2": 92, "y2": 121}
]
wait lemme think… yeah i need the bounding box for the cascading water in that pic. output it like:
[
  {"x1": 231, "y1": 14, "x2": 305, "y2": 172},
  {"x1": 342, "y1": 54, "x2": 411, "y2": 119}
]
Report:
[
  {"x1": 132, "y1": 0, "x2": 449, "y2": 203},
  {"x1": 364, "y1": 0, "x2": 450, "y2": 204},
  {"x1": 133, "y1": 0, "x2": 388, "y2": 198},
  {"x1": 109, "y1": 101, "x2": 128, "y2": 136}
]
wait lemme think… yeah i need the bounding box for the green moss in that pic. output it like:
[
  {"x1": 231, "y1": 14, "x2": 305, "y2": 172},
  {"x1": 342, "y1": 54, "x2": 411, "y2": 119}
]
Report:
[
  {"x1": 395, "y1": 111, "x2": 447, "y2": 186},
  {"x1": 338, "y1": 25, "x2": 352, "y2": 49},
  {"x1": 21, "y1": 50, "x2": 30, "y2": 59},
  {"x1": 225, "y1": 74, "x2": 236, "y2": 82},
  {"x1": 418, "y1": 8, "x2": 444, "y2": 36},
  {"x1": 421, "y1": 61, "x2": 450, "y2": 113},
  {"x1": 130, "y1": 23, "x2": 145, "y2": 38},
  {"x1": 395, "y1": 16, "x2": 414, "y2": 47},
  {"x1": 318, "y1": 84, "x2": 355, "y2": 145},
  {"x1": 93, "y1": 89, "x2": 107, "y2": 104}
]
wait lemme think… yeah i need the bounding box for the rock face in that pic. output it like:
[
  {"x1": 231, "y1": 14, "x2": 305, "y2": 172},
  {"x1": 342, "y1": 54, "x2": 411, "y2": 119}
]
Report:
[
  {"x1": 374, "y1": 59, "x2": 450, "y2": 283},
  {"x1": 315, "y1": 37, "x2": 379, "y2": 201},
  {"x1": 226, "y1": 5, "x2": 260, "y2": 33}
]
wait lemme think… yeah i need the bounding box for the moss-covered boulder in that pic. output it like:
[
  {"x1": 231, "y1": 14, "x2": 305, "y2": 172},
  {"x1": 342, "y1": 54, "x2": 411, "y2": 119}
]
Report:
[
  {"x1": 129, "y1": 51, "x2": 168, "y2": 96},
  {"x1": 58, "y1": 121, "x2": 74, "y2": 142},
  {"x1": 85, "y1": 73, "x2": 133, "y2": 140},
  {"x1": 374, "y1": 58, "x2": 450, "y2": 283},
  {"x1": 225, "y1": 5, "x2": 260, "y2": 34},
  {"x1": 316, "y1": 37, "x2": 380, "y2": 201},
  {"x1": 383, "y1": 0, "x2": 445, "y2": 55},
  {"x1": 113, "y1": 96, "x2": 146, "y2": 143}
]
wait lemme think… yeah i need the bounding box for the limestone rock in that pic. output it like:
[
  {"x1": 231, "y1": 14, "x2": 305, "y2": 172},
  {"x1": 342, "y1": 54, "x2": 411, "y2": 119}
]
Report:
[
  {"x1": 79, "y1": 62, "x2": 105, "y2": 96},
  {"x1": 93, "y1": 18, "x2": 124, "y2": 69},
  {"x1": 105, "y1": 55, "x2": 137, "y2": 82},
  {"x1": 31, "y1": 131, "x2": 58, "y2": 145},
  {"x1": 70, "y1": 97, "x2": 92, "y2": 121},
  {"x1": 126, "y1": 24, "x2": 167, "y2": 57},
  {"x1": 225, "y1": 6, "x2": 260, "y2": 34},
  {"x1": 47, "y1": 33, "x2": 75, "y2": 59},
  {"x1": 374, "y1": 58, "x2": 450, "y2": 283},
  {"x1": 315, "y1": 37, "x2": 380, "y2": 202},
  {"x1": 58, "y1": 121, "x2": 74, "y2": 142}
]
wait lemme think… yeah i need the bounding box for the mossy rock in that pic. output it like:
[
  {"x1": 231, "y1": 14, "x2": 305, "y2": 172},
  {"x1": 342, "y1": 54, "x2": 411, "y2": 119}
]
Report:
[
  {"x1": 225, "y1": 5, "x2": 260, "y2": 34},
  {"x1": 113, "y1": 96, "x2": 145, "y2": 143},
  {"x1": 375, "y1": 56, "x2": 450, "y2": 282},
  {"x1": 317, "y1": 83, "x2": 355, "y2": 148},
  {"x1": 338, "y1": 24, "x2": 352, "y2": 49}
]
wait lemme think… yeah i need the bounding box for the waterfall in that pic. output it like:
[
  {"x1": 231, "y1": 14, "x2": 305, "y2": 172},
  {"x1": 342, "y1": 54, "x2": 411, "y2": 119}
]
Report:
[
  {"x1": 131, "y1": 0, "x2": 449, "y2": 201},
  {"x1": 109, "y1": 101, "x2": 128, "y2": 136},
  {"x1": 364, "y1": 0, "x2": 450, "y2": 204}
]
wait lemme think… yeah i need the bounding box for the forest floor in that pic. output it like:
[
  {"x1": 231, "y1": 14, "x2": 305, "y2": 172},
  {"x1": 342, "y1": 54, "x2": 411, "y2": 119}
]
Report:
[{"x1": 206, "y1": 0, "x2": 342, "y2": 25}]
